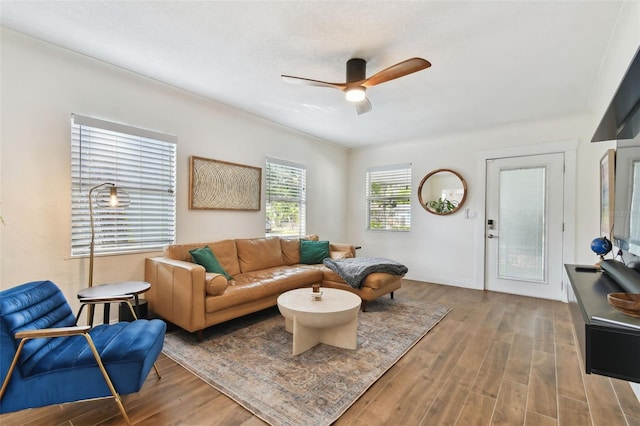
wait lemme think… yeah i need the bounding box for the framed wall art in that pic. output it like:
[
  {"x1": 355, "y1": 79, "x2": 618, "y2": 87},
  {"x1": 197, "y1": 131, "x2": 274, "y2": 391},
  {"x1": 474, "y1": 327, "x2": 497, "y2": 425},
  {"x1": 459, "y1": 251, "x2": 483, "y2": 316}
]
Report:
[
  {"x1": 189, "y1": 156, "x2": 261, "y2": 211},
  {"x1": 600, "y1": 149, "x2": 615, "y2": 238}
]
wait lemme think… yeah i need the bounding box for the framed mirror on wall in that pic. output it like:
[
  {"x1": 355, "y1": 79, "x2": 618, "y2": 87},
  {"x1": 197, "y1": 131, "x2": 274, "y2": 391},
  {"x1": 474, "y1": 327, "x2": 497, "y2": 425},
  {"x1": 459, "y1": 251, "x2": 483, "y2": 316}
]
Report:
[{"x1": 418, "y1": 169, "x2": 467, "y2": 215}]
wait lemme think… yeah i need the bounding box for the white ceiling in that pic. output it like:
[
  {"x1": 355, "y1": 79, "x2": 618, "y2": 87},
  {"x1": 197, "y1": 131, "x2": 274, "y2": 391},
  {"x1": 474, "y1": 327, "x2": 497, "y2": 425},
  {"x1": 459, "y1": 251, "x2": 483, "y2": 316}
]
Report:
[{"x1": 0, "y1": 1, "x2": 624, "y2": 148}]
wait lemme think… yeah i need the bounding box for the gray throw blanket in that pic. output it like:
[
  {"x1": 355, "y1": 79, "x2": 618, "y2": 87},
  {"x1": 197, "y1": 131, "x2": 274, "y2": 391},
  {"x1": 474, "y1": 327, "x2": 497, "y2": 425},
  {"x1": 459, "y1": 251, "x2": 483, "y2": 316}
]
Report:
[{"x1": 322, "y1": 257, "x2": 408, "y2": 289}]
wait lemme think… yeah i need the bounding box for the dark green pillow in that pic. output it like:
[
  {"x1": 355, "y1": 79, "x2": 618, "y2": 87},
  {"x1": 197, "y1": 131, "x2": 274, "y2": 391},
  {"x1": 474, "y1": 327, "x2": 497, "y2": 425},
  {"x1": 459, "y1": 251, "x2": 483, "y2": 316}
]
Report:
[
  {"x1": 189, "y1": 246, "x2": 232, "y2": 280},
  {"x1": 300, "y1": 240, "x2": 330, "y2": 264}
]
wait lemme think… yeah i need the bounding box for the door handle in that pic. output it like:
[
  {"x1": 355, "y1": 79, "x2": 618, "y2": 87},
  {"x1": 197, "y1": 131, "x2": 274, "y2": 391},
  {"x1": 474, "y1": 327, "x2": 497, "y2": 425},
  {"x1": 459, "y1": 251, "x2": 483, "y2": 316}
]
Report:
[{"x1": 487, "y1": 234, "x2": 498, "y2": 239}]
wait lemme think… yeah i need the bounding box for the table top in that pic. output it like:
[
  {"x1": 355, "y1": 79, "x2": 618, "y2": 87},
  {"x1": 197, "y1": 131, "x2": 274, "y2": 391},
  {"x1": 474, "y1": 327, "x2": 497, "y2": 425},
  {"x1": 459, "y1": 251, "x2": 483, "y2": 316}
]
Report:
[
  {"x1": 565, "y1": 265, "x2": 640, "y2": 330},
  {"x1": 77, "y1": 281, "x2": 151, "y2": 299},
  {"x1": 277, "y1": 287, "x2": 361, "y2": 314}
]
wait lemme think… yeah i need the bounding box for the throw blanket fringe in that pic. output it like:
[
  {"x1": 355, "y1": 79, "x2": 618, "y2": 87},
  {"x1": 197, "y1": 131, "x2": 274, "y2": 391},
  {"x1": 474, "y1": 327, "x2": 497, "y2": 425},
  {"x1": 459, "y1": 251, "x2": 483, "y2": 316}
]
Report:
[{"x1": 323, "y1": 257, "x2": 408, "y2": 289}]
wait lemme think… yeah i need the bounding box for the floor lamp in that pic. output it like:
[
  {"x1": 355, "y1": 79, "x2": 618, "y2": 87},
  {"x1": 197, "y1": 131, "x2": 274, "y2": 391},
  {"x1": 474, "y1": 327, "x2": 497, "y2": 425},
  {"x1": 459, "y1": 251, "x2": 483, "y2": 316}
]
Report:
[{"x1": 88, "y1": 183, "x2": 130, "y2": 288}]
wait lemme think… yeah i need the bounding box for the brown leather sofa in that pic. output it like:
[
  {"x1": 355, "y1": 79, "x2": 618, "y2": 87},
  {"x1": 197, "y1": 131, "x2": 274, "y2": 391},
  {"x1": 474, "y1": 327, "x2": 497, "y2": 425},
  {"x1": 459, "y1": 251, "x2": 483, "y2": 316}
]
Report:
[{"x1": 144, "y1": 236, "x2": 402, "y2": 339}]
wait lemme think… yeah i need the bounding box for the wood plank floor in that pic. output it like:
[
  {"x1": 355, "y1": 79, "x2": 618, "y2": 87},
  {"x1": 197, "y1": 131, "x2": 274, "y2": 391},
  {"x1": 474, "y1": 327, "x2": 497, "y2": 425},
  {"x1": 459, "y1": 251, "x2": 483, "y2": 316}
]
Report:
[{"x1": 2, "y1": 280, "x2": 639, "y2": 425}]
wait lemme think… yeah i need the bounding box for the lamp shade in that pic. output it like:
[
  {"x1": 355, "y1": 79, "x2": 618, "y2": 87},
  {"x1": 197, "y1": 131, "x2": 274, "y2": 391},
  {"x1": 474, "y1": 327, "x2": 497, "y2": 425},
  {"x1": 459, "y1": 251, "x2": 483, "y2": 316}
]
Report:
[{"x1": 95, "y1": 185, "x2": 130, "y2": 209}]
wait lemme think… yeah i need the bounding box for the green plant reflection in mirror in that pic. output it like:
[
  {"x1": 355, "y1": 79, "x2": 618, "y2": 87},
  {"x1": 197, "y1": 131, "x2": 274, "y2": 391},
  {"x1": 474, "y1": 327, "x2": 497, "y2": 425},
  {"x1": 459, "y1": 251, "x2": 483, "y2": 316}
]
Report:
[{"x1": 418, "y1": 169, "x2": 467, "y2": 215}]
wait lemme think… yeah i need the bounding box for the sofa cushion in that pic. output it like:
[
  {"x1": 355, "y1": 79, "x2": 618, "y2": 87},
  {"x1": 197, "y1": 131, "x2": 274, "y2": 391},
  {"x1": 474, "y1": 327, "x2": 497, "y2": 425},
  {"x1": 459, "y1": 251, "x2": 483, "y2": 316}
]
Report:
[
  {"x1": 164, "y1": 239, "x2": 241, "y2": 277},
  {"x1": 280, "y1": 238, "x2": 301, "y2": 265},
  {"x1": 300, "y1": 264, "x2": 344, "y2": 284},
  {"x1": 209, "y1": 239, "x2": 241, "y2": 276},
  {"x1": 235, "y1": 237, "x2": 284, "y2": 273},
  {"x1": 299, "y1": 264, "x2": 399, "y2": 291},
  {"x1": 330, "y1": 250, "x2": 353, "y2": 260},
  {"x1": 205, "y1": 273, "x2": 229, "y2": 296},
  {"x1": 205, "y1": 266, "x2": 322, "y2": 312},
  {"x1": 189, "y1": 246, "x2": 232, "y2": 280},
  {"x1": 300, "y1": 240, "x2": 330, "y2": 264},
  {"x1": 360, "y1": 272, "x2": 403, "y2": 290},
  {"x1": 164, "y1": 243, "x2": 197, "y2": 262}
]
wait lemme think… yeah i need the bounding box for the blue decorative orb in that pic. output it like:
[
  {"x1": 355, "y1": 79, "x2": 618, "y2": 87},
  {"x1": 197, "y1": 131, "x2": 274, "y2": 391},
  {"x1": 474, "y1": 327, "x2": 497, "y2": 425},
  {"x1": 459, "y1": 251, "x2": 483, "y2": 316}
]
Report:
[{"x1": 591, "y1": 237, "x2": 612, "y2": 256}]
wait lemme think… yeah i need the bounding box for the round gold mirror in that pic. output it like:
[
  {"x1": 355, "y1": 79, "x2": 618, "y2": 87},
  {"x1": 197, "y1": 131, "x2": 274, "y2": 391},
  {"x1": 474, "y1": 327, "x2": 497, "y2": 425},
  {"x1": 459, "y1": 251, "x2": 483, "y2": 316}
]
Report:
[{"x1": 418, "y1": 169, "x2": 467, "y2": 215}]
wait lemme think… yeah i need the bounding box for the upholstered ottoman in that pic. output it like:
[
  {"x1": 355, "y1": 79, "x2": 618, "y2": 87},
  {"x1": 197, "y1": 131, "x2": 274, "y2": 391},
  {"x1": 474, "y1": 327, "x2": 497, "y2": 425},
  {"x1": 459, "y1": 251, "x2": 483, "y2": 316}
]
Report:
[{"x1": 277, "y1": 288, "x2": 361, "y2": 355}]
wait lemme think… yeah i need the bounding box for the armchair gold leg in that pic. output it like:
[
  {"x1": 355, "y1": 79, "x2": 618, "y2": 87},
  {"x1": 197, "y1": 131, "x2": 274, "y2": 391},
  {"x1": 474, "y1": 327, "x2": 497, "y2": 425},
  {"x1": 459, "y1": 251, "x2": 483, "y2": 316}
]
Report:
[
  {"x1": 0, "y1": 339, "x2": 27, "y2": 401},
  {"x1": 83, "y1": 334, "x2": 132, "y2": 426},
  {"x1": 4, "y1": 333, "x2": 134, "y2": 425},
  {"x1": 123, "y1": 300, "x2": 161, "y2": 380},
  {"x1": 151, "y1": 362, "x2": 161, "y2": 380}
]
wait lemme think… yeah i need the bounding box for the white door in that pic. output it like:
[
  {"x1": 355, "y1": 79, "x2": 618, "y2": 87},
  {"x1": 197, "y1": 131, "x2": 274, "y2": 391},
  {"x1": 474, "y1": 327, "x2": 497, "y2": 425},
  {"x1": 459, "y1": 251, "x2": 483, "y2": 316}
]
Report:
[{"x1": 485, "y1": 153, "x2": 564, "y2": 300}]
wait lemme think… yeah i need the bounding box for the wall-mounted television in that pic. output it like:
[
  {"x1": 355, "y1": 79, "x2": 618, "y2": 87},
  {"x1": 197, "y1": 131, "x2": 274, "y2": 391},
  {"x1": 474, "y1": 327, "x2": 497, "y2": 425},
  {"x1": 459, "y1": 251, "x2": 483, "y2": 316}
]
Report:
[
  {"x1": 613, "y1": 138, "x2": 640, "y2": 256},
  {"x1": 592, "y1": 47, "x2": 640, "y2": 142}
]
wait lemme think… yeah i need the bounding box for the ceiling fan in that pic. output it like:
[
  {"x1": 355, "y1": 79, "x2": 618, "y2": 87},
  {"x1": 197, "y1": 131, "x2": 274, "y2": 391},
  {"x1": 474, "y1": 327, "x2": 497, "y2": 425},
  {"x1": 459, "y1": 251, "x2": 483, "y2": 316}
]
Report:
[{"x1": 282, "y1": 57, "x2": 431, "y2": 115}]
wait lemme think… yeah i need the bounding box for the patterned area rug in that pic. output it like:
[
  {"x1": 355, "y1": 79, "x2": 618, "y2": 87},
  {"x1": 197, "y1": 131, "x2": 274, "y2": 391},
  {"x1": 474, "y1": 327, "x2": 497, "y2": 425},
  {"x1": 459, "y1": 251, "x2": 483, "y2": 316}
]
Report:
[{"x1": 162, "y1": 296, "x2": 450, "y2": 426}]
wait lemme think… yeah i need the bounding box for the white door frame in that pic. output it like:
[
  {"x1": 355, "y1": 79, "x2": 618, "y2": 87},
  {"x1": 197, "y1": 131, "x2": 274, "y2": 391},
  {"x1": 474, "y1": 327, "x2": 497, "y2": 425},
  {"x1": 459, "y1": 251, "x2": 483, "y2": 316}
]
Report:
[{"x1": 474, "y1": 140, "x2": 578, "y2": 302}]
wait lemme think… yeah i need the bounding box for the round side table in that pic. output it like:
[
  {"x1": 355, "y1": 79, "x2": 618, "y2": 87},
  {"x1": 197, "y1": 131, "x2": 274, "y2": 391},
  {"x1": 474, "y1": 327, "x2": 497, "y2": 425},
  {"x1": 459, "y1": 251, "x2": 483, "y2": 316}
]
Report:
[{"x1": 77, "y1": 281, "x2": 151, "y2": 325}]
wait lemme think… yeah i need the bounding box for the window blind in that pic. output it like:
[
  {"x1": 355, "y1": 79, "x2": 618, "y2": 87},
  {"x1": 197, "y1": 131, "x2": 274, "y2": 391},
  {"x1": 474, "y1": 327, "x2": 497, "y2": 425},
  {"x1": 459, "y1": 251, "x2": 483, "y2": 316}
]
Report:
[
  {"x1": 265, "y1": 157, "x2": 306, "y2": 237},
  {"x1": 70, "y1": 114, "x2": 177, "y2": 256},
  {"x1": 366, "y1": 163, "x2": 412, "y2": 231}
]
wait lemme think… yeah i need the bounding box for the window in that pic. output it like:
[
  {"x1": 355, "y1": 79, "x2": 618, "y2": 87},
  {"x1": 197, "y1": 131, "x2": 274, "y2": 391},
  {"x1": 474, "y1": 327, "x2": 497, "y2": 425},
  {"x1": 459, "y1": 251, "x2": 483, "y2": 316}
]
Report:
[
  {"x1": 366, "y1": 163, "x2": 411, "y2": 231},
  {"x1": 71, "y1": 114, "x2": 177, "y2": 256},
  {"x1": 265, "y1": 158, "x2": 306, "y2": 237}
]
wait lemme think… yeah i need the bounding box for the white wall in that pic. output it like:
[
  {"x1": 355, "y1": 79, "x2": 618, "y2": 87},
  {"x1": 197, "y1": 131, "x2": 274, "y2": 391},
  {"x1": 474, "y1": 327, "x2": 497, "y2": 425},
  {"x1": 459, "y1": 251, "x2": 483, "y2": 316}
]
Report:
[
  {"x1": 0, "y1": 29, "x2": 349, "y2": 309},
  {"x1": 347, "y1": 113, "x2": 595, "y2": 289}
]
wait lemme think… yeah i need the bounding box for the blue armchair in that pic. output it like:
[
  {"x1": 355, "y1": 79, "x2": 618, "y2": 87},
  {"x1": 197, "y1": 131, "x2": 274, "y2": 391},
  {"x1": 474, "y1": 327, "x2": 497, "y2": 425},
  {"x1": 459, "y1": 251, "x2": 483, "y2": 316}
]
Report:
[{"x1": 0, "y1": 280, "x2": 166, "y2": 425}]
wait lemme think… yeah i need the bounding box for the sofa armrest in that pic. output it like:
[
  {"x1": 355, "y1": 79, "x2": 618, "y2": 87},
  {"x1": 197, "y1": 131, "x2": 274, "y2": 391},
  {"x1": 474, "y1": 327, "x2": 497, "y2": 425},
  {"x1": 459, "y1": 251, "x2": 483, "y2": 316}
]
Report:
[
  {"x1": 329, "y1": 243, "x2": 356, "y2": 259},
  {"x1": 145, "y1": 257, "x2": 207, "y2": 333}
]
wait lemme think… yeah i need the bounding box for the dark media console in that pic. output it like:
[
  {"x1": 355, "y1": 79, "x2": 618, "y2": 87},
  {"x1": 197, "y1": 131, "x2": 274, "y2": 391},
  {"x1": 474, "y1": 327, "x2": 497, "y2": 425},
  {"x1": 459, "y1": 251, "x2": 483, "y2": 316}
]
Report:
[{"x1": 565, "y1": 264, "x2": 640, "y2": 383}]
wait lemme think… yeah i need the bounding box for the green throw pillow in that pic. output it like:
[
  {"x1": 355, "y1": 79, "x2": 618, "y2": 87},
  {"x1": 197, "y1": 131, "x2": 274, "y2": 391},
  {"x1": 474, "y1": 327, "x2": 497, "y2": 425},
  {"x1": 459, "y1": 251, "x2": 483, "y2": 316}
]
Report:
[
  {"x1": 189, "y1": 246, "x2": 232, "y2": 280},
  {"x1": 300, "y1": 240, "x2": 330, "y2": 264}
]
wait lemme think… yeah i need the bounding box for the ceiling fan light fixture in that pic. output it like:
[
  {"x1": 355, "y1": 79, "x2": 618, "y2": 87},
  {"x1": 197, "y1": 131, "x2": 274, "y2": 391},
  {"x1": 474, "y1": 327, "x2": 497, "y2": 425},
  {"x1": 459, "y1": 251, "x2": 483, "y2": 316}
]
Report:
[
  {"x1": 345, "y1": 87, "x2": 366, "y2": 102},
  {"x1": 283, "y1": 57, "x2": 430, "y2": 115}
]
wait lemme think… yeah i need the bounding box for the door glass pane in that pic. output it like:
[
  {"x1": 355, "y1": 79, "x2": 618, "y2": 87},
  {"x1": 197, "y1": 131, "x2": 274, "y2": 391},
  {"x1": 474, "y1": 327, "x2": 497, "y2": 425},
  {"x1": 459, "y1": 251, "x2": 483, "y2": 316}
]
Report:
[{"x1": 498, "y1": 167, "x2": 546, "y2": 282}]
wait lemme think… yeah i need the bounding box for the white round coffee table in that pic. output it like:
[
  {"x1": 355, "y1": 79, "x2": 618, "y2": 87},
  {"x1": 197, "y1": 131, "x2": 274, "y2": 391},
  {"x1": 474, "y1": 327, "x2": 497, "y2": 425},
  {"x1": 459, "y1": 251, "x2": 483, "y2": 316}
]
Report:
[{"x1": 277, "y1": 287, "x2": 361, "y2": 355}]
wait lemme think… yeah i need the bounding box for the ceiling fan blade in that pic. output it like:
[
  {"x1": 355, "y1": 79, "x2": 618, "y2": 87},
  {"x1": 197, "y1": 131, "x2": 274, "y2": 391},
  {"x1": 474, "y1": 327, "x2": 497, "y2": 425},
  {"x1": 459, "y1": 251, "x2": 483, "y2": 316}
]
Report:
[
  {"x1": 362, "y1": 57, "x2": 431, "y2": 88},
  {"x1": 355, "y1": 97, "x2": 372, "y2": 115},
  {"x1": 281, "y1": 75, "x2": 346, "y2": 90}
]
